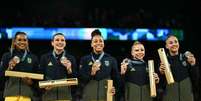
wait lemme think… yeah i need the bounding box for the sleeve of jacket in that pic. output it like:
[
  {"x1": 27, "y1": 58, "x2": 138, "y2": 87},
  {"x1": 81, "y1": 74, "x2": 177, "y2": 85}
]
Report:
[
  {"x1": 188, "y1": 64, "x2": 200, "y2": 93},
  {"x1": 110, "y1": 57, "x2": 121, "y2": 100},
  {"x1": 0, "y1": 53, "x2": 10, "y2": 77},
  {"x1": 156, "y1": 62, "x2": 167, "y2": 100},
  {"x1": 68, "y1": 55, "x2": 77, "y2": 78},
  {"x1": 79, "y1": 56, "x2": 92, "y2": 83},
  {"x1": 31, "y1": 54, "x2": 42, "y2": 96},
  {"x1": 39, "y1": 54, "x2": 47, "y2": 75},
  {"x1": 0, "y1": 53, "x2": 9, "y2": 91},
  {"x1": 38, "y1": 54, "x2": 48, "y2": 92},
  {"x1": 111, "y1": 57, "x2": 121, "y2": 85},
  {"x1": 67, "y1": 55, "x2": 78, "y2": 99},
  {"x1": 32, "y1": 54, "x2": 40, "y2": 73}
]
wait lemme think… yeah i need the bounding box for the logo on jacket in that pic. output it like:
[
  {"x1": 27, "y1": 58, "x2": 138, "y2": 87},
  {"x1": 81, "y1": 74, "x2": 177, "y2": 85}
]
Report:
[
  {"x1": 182, "y1": 61, "x2": 187, "y2": 67},
  {"x1": 48, "y1": 62, "x2": 53, "y2": 66},
  {"x1": 79, "y1": 65, "x2": 82, "y2": 69},
  {"x1": 104, "y1": 61, "x2": 109, "y2": 66},
  {"x1": 130, "y1": 68, "x2": 135, "y2": 71},
  {"x1": 27, "y1": 57, "x2": 32, "y2": 63},
  {"x1": 0, "y1": 61, "x2": 2, "y2": 66},
  {"x1": 88, "y1": 61, "x2": 93, "y2": 66}
]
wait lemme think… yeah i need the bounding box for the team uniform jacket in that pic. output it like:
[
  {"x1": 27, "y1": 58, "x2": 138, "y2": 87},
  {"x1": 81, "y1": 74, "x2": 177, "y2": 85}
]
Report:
[
  {"x1": 79, "y1": 52, "x2": 120, "y2": 101},
  {"x1": 39, "y1": 51, "x2": 77, "y2": 101}
]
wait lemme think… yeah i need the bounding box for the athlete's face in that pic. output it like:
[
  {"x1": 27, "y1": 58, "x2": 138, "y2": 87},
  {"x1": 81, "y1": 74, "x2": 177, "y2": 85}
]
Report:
[
  {"x1": 14, "y1": 34, "x2": 28, "y2": 50},
  {"x1": 131, "y1": 44, "x2": 145, "y2": 60},
  {"x1": 166, "y1": 36, "x2": 179, "y2": 54},
  {"x1": 52, "y1": 35, "x2": 66, "y2": 50},
  {"x1": 91, "y1": 35, "x2": 104, "y2": 53}
]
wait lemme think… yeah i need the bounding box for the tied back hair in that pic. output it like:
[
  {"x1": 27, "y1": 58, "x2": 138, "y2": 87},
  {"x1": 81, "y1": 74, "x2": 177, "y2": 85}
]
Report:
[
  {"x1": 91, "y1": 29, "x2": 102, "y2": 40},
  {"x1": 132, "y1": 41, "x2": 143, "y2": 49},
  {"x1": 132, "y1": 41, "x2": 142, "y2": 46},
  {"x1": 52, "y1": 33, "x2": 65, "y2": 41},
  {"x1": 131, "y1": 41, "x2": 143, "y2": 54},
  {"x1": 10, "y1": 32, "x2": 30, "y2": 56},
  {"x1": 165, "y1": 34, "x2": 177, "y2": 42},
  {"x1": 51, "y1": 33, "x2": 66, "y2": 52}
]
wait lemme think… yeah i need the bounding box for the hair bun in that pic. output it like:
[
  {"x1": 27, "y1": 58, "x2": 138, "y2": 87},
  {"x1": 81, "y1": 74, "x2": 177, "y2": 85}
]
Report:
[{"x1": 91, "y1": 29, "x2": 102, "y2": 38}]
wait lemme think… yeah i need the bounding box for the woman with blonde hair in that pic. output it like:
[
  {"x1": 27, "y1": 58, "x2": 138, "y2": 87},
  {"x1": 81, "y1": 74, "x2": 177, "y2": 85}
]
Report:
[{"x1": 120, "y1": 41, "x2": 159, "y2": 101}]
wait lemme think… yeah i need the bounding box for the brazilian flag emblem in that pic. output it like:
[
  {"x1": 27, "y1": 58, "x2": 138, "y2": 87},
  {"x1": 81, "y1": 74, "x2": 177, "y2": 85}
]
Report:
[{"x1": 27, "y1": 57, "x2": 32, "y2": 63}]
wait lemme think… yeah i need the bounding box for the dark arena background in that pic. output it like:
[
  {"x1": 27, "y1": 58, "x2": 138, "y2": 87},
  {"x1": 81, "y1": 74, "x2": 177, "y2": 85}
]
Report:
[{"x1": 0, "y1": 0, "x2": 201, "y2": 101}]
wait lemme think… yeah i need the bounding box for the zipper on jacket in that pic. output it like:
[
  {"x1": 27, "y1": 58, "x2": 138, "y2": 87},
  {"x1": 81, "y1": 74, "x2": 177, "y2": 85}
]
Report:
[
  {"x1": 140, "y1": 86, "x2": 142, "y2": 101},
  {"x1": 97, "y1": 81, "x2": 100, "y2": 101},
  {"x1": 19, "y1": 78, "x2": 21, "y2": 95},
  {"x1": 179, "y1": 82, "x2": 180, "y2": 101},
  {"x1": 56, "y1": 88, "x2": 59, "y2": 100}
]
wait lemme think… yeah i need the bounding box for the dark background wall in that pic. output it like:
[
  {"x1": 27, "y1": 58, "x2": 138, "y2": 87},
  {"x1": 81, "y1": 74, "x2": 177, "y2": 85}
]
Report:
[
  {"x1": 0, "y1": 0, "x2": 201, "y2": 100},
  {"x1": 0, "y1": 0, "x2": 201, "y2": 74},
  {"x1": 0, "y1": 0, "x2": 200, "y2": 63}
]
